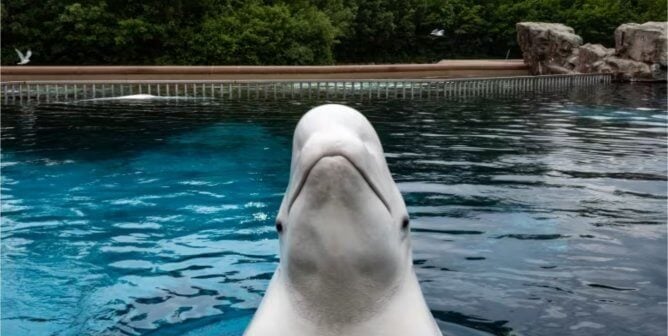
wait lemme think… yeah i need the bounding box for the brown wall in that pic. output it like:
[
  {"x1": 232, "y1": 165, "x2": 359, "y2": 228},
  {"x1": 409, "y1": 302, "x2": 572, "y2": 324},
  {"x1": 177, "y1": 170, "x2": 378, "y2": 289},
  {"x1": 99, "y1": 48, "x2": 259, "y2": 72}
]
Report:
[{"x1": 1, "y1": 61, "x2": 529, "y2": 82}]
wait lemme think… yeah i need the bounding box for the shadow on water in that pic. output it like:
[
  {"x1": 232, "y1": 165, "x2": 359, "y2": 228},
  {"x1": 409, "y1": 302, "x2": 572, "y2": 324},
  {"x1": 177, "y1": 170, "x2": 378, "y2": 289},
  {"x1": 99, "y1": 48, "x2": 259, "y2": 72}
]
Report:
[
  {"x1": 432, "y1": 310, "x2": 513, "y2": 336},
  {"x1": 1, "y1": 100, "x2": 300, "y2": 163}
]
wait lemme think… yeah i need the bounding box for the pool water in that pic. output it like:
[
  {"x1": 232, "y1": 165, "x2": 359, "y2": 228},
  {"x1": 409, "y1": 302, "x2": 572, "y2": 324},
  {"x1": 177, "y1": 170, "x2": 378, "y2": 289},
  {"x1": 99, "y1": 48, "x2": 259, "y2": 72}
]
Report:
[{"x1": 1, "y1": 84, "x2": 666, "y2": 336}]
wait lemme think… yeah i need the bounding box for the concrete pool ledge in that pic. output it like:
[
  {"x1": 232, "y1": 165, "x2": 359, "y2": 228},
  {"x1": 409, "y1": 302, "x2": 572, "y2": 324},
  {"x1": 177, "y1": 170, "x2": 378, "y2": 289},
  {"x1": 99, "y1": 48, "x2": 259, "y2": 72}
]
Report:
[{"x1": 0, "y1": 60, "x2": 529, "y2": 81}]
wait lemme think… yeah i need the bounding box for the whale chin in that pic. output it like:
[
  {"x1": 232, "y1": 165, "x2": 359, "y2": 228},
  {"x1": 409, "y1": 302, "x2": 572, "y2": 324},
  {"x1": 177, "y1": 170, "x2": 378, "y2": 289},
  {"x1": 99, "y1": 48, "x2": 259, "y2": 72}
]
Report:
[{"x1": 282, "y1": 154, "x2": 405, "y2": 324}]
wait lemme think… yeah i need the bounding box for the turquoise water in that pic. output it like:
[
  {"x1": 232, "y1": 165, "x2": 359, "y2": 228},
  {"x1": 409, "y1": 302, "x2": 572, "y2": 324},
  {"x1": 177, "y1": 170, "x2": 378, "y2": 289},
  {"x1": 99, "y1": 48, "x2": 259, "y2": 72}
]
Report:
[{"x1": 1, "y1": 84, "x2": 667, "y2": 335}]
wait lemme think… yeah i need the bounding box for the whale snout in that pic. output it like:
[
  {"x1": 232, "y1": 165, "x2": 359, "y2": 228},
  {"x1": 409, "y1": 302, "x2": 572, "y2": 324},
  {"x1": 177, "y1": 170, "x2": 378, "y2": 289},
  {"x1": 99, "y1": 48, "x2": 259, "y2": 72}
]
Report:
[
  {"x1": 298, "y1": 155, "x2": 372, "y2": 211},
  {"x1": 287, "y1": 132, "x2": 390, "y2": 214}
]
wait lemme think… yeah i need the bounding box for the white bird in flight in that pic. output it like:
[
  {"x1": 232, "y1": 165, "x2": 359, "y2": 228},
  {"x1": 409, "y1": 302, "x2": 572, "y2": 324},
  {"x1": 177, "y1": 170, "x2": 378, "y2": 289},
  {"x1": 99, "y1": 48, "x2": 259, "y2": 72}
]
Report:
[
  {"x1": 430, "y1": 29, "x2": 444, "y2": 37},
  {"x1": 15, "y1": 48, "x2": 32, "y2": 65}
]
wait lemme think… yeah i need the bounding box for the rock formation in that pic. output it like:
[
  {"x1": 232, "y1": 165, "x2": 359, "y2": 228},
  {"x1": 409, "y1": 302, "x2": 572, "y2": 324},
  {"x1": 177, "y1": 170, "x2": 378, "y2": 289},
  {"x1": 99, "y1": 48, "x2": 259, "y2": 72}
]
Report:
[
  {"x1": 615, "y1": 22, "x2": 667, "y2": 65},
  {"x1": 517, "y1": 21, "x2": 667, "y2": 81},
  {"x1": 576, "y1": 43, "x2": 614, "y2": 73},
  {"x1": 605, "y1": 56, "x2": 653, "y2": 81},
  {"x1": 516, "y1": 22, "x2": 582, "y2": 75},
  {"x1": 614, "y1": 22, "x2": 667, "y2": 81}
]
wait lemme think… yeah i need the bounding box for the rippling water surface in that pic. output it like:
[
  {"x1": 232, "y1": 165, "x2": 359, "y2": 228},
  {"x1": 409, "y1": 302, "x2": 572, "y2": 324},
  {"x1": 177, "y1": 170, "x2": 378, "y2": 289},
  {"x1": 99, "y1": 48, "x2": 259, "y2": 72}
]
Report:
[{"x1": 2, "y1": 84, "x2": 667, "y2": 336}]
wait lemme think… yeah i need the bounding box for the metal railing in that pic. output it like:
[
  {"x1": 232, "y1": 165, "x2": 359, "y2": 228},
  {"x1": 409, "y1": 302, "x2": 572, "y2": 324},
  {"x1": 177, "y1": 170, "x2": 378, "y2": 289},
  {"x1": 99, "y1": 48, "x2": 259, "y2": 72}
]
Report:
[{"x1": 1, "y1": 73, "x2": 612, "y2": 104}]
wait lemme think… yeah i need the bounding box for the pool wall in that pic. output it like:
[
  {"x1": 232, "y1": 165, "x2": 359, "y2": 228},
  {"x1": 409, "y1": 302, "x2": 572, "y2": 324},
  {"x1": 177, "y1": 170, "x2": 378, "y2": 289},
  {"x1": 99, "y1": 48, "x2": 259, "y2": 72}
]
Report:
[
  {"x1": 0, "y1": 61, "x2": 528, "y2": 81},
  {"x1": 1, "y1": 74, "x2": 613, "y2": 104}
]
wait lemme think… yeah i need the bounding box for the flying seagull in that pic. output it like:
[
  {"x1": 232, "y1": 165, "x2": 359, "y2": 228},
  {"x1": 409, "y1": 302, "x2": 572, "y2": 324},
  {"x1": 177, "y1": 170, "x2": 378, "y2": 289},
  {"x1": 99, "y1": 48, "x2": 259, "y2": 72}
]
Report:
[
  {"x1": 430, "y1": 29, "x2": 444, "y2": 37},
  {"x1": 15, "y1": 48, "x2": 32, "y2": 65}
]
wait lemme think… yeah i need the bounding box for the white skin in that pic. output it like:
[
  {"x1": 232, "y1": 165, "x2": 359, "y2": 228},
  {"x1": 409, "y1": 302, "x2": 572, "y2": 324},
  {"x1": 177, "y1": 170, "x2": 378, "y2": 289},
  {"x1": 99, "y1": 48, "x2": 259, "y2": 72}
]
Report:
[{"x1": 244, "y1": 104, "x2": 442, "y2": 336}]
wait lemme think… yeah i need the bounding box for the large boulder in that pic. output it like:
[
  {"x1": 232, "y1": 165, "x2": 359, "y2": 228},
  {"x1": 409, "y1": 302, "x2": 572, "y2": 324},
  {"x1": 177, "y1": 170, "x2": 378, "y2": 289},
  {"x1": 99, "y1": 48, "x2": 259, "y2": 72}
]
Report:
[
  {"x1": 615, "y1": 22, "x2": 667, "y2": 66},
  {"x1": 576, "y1": 43, "x2": 615, "y2": 73},
  {"x1": 516, "y1": 22, "x2": 583, "y2": 75}
]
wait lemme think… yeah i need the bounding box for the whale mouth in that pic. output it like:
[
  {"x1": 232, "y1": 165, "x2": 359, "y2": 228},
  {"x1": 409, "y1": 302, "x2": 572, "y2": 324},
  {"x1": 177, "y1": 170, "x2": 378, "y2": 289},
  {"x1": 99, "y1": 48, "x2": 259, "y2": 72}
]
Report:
[{"x1": 288, "y1": 153, "x2": 391, "y2": 214}]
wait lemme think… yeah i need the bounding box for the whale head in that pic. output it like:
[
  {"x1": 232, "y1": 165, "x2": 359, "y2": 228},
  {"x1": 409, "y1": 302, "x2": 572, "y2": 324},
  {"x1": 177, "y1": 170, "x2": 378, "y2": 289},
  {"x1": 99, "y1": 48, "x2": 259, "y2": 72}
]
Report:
[{"x1": 274, "y1": 104, "x2": 412, "y2": 323}]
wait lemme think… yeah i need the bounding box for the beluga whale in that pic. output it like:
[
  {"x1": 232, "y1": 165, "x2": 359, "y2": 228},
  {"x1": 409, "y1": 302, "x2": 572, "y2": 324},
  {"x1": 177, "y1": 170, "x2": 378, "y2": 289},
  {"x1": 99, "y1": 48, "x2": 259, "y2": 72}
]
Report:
[{"x1": 245, "y1": 104, "x2": 442, "y2": 336}]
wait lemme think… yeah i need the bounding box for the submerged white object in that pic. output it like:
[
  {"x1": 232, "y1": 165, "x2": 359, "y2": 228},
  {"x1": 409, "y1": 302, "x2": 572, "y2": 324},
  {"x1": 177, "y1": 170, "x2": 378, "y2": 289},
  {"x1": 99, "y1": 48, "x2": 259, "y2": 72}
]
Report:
[
  {"x1": 15, "y1": 48, "x2": 31, "y2": 65},
  {"x1": 245, "y1": 104, "x2": 442, "y2": 336},
  {"x1": 88, "y1": 94, "x2": 158, "y2": 101},
  {"x1": 430, "y1": 29, "x2": 445, "y2": 37},
  {"x1": 83, "y1": 94, "x2": 198, "y2": 101}
]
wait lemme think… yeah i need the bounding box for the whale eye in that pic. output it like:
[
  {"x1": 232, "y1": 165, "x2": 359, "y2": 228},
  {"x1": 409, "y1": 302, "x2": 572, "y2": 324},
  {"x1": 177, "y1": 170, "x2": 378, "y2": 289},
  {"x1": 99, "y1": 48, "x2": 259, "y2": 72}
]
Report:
[
  {"x1": 275, "y1": 220, "x2": 284, "y2": 234},
  {"x1": 401, "y1": 217, "x2": 410, "y2": 230}
]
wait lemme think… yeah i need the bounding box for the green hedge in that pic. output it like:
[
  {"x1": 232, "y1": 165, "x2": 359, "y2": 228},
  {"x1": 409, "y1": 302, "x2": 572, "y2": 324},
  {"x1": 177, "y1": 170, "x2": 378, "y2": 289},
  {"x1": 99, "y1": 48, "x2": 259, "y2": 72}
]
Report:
[{"x1": 1, "y1": 0, "x2": 664, "y2": 65}]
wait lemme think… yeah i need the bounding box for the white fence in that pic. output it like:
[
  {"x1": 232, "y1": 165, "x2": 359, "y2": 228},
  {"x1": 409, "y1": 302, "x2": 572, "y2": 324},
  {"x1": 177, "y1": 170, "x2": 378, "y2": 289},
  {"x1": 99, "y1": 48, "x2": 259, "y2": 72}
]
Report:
[{"x1": 1, "y1": 73, "x2": 612, "y2": 104}]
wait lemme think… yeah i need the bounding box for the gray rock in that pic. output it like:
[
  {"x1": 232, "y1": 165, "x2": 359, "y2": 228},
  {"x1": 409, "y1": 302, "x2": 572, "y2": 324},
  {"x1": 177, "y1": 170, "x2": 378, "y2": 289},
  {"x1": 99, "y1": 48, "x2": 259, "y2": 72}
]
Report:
[
  {"x1": 576, "y1": 43, "x2": 615, "y2": 73},
  {"x1": 517, "y1": 22, "x2": 583, "y2": 75},
  {"x1": 650, "y1": 63, "x2": 667, "y2": 81},
  {"x1": 565, "y1": 48, "x2": 580, "y2": 70},
  {"x1": 591, "y1": 60, "x2": 613, "y2": 74},
  {"x1": 605, "y1": 56, "x2": 652, "y2": 81},
  {"x1": 615, "y1": 22, "x2": 667, "y2": 66},
  {"x1": 544, "y1": 63, "x2": 576, "y2": 74}
]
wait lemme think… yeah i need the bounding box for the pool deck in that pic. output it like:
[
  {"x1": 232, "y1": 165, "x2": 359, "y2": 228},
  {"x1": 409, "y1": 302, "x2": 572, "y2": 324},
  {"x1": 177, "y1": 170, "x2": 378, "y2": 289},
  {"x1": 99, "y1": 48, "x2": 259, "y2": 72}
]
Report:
[{"x1": 0, "y1": 60, "x2": 529, "y2": 82}]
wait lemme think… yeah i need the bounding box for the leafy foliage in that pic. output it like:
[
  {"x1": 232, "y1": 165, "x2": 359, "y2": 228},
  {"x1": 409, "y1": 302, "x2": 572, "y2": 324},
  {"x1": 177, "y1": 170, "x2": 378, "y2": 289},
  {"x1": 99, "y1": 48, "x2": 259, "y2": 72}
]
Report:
[
  {"x1": 193, "y1": 2, "x2": 337, "y2": 65},
  {"x1": 1, "y1": 0, "x2": 664, "y2": 65}
]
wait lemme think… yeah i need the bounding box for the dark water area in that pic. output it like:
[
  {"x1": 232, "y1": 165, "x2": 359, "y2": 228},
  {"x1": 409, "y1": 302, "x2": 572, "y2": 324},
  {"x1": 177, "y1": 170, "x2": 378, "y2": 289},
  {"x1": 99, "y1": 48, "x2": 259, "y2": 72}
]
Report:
[{"x1": 1, "y1": 84, "x2": 667, "y2": 335}]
